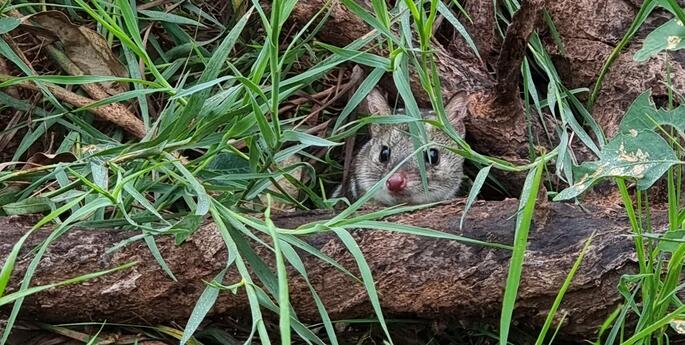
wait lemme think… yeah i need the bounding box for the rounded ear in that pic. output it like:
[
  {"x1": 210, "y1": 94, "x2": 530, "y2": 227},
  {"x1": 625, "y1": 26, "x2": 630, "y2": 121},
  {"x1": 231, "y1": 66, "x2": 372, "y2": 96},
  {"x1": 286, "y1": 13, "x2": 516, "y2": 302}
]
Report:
[
  {"x1": 444, "y1": 91, "x2": 469, "y2": 136},
  {"x1": 360, "y1": 87, "x2": 392, "y2": 116},
  {"x1": 359, "y1": 87, "x2": 391, "y2": 138}
]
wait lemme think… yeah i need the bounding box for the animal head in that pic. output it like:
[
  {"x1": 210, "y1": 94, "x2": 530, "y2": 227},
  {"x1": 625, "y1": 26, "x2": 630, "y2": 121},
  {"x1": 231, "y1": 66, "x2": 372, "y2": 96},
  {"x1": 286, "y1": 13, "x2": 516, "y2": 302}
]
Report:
[{"x1": 353, "y1": 88, "x2": 468, "y2": 205}]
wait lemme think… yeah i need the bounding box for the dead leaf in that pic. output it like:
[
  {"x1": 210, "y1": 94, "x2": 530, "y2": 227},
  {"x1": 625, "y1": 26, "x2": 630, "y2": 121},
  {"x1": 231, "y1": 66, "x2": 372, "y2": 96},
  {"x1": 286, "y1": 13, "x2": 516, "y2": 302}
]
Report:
[
  {"x1": 24, "y1": 11, "x2": 129, "y2": 95},
  {"x1": 671, "y1": 319, "x2": 685, "y2": 334}
]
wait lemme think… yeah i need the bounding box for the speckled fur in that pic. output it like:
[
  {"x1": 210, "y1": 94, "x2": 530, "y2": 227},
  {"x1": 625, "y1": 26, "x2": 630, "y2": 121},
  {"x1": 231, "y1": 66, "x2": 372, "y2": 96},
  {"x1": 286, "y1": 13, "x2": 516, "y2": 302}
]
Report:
[{"x1": 347, "y1": 108, "x2": 466, "y2": 205}]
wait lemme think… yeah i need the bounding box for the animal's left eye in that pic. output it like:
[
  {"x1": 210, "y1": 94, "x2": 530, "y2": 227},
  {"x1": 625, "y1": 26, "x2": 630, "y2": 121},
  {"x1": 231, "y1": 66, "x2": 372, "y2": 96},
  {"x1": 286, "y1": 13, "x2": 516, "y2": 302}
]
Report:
[
  {"x1": 424, "y1": 148, "x2": 440, "y2": 165},
  {"x1": 379, "y1": 145, "x2": 391, "y2": 163}
]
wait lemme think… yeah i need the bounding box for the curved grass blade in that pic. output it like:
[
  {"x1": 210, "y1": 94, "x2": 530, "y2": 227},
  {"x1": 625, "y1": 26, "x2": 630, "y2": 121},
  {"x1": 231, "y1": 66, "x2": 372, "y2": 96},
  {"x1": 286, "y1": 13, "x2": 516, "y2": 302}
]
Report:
[
  {"x1": 180, "y1": 268, "x2": 228, "y2": 345},
  {"x1": 334, "y1": 67, "x2": 385, "y2": 132},
  {"x1": 209, "y1": 204, "x2": 272, "y2": 345},
  {"x1": 588, "y1": 0, "x2": 657, "y2": 108},
  {"x1": 349, "y1": 220, "x2": 511, "y2": 250},
  {"x1": 279, "y1": 241, "x2": 339, "y2": 345},
  {"x1": 332, "y1": 227, "x2": 394, "y2": 344},
  {"x1": 1, "y1": 196, "x2": 112, "y2": 345},
  {"x1": 499, "y1": 158, "x2": 545, "y2": 345},
  {"x1": 0, "y1": 194, "x2": 87, "y2": 299},
  {"x1": 251, "y1": 285, "x2": 327, "y2": 344},
  {"x1": 534, "y1": 233, "x2": 594, "y2": 345},
  {"x1": 265, "y1": 198, "x2": 291, "y2": 345},
  {"x1": 0, "y1": 261, "x2": 136, "y2": 306},
  {"x1": 460, "y1": 165, "x2": 491, "y2": 230},
  {"x1": 437, "y1": 2, "x2": 480, "y2": 59}
]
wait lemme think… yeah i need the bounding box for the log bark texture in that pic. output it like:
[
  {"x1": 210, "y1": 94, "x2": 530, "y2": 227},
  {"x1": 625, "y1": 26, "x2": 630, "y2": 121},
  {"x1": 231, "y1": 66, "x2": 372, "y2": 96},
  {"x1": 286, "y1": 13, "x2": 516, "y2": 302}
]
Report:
[{"x1": 1, "y1": 200, "x2": 645, "y2": 338}]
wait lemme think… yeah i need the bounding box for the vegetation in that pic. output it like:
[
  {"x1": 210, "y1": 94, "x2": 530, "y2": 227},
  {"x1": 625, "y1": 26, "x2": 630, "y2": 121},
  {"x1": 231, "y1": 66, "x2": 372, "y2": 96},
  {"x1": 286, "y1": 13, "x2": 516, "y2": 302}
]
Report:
[{"x1": 1, "y1": 0, "x2": 685, "y2": 344}]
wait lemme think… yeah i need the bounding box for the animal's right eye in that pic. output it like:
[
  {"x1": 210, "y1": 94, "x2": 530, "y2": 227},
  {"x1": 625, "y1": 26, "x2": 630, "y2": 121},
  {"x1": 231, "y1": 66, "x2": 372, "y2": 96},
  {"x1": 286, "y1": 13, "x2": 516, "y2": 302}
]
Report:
[{"x1": 379, "y1": 145, "x2": 390, "y2": 163}]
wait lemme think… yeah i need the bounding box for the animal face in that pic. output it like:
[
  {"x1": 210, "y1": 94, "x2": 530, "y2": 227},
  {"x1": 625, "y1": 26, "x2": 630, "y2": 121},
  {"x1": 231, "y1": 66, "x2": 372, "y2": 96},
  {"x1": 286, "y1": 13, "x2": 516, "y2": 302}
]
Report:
[{"x1": 353, "y1": 117, "x2": 465, "y2": 205}]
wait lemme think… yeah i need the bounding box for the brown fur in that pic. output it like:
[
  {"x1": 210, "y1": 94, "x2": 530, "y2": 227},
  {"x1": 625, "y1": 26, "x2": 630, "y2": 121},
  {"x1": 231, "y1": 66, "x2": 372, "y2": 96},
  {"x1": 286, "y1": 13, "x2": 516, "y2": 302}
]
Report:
[{"x1": 343, "y1": 89, "x2": 468, "y2": 205}]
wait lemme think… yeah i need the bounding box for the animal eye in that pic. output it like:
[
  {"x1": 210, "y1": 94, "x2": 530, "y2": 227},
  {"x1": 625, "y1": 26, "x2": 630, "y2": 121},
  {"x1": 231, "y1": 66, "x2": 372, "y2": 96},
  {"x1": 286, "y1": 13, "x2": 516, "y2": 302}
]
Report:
[
  {"x1": 424, "y1": 148, "x2": 440, "y2": 165},
  {"x1": 379, "y1": 145, "x2": 390, "y2": 163}
]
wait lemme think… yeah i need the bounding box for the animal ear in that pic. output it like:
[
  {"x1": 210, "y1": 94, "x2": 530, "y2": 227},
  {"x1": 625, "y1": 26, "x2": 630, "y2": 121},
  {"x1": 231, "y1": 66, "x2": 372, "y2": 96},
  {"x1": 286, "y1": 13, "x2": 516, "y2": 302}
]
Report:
[
  {"x1": 361, "y1": 87, "x2": 392, "y2": 116},
  {"x1": 359, "y1": 87, "x2": 392, "y2": 137},
  {"x1": 444, "y1": 91, "x2": 469, "y2": 136}
]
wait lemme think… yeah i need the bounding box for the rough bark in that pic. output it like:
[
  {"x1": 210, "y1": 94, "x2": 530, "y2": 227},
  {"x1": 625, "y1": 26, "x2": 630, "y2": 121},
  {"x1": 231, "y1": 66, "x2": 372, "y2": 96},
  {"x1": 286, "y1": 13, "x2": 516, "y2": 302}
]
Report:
[
  {"x1": 1, "y1": 200, "x2": 644, "y2": 338},
  {"x1": 543, "y1": 1, "x2": 685, "y2": 138}
]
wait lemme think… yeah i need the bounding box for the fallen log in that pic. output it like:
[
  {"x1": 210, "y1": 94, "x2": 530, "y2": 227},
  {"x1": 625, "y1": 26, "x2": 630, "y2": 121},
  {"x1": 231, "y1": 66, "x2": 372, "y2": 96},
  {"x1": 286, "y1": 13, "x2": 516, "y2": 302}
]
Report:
[{"x1": 1, "y1": 199, "x2": 641, "y2": 338}]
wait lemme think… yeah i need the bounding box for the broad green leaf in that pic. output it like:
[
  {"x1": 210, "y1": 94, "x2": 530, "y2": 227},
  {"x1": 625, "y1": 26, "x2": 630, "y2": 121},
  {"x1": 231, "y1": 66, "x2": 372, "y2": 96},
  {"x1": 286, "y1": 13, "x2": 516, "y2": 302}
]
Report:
[
  {"x1": 635, "y1": 18, "x2": 685, "y2": 62},
  {"x1": 172, "y1": 215, "x2": 205, "y2": 244},
  {"x1": 554, "y1": 130, "x2": 679, "y2": 200},
  {"x1": 619, "y1": 91, "x2": 685, "y2": 134}
]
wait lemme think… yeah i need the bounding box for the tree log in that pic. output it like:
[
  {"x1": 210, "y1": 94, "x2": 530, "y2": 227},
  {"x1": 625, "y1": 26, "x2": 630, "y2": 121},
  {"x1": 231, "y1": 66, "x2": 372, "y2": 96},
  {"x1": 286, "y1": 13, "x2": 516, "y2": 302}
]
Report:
[{"x1": 1, "y1": 199, "x2": 643, "y2": 338}]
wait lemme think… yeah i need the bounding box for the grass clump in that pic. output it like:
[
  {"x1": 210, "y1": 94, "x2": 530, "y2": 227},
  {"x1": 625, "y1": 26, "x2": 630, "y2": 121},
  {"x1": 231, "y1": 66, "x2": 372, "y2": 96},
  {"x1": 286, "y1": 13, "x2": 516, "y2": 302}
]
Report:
[{"x1": 2, "y1": 0, "x2": 685, "y2": 344}]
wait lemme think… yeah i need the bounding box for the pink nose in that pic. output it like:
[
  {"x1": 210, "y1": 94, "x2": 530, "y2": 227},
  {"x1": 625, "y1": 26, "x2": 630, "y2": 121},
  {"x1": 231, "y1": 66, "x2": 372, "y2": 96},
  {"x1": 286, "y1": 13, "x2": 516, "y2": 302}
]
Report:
[{"x1": 386, "y1": 173, "x2": 407, "y2": 192}]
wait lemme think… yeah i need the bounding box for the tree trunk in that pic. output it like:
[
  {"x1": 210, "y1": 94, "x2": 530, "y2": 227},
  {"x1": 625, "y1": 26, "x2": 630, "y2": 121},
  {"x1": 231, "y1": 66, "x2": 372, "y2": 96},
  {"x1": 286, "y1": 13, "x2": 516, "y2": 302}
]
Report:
[{"x1": 1, "y1": 200, "x2": 642, "y2": 338}]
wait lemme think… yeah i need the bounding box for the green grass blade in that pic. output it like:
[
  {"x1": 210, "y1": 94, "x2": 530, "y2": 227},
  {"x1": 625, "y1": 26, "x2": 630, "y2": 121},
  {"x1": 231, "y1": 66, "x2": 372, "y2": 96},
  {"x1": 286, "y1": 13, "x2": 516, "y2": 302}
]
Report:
[
  {"x1": 499, "y1": 158, "x2": 545, "y2": 345},
  {"x1": 209, "y1": 204, "x2": 272, "y2": 345},
  {"x1": 175, "y1": 7, "x2": 253, "y2": 127},
  {"x1": 349, "y1": 220, "x2": 511, "y2": 250},
  {"x1": 0, "y1": 261, "x2": 136, "y2": 306},
  {"x1": 0, "y1": 194, "x2": 87, "y2": 298},
  {"x1": 332, "y1": 227, "x2": 393, "y2": 344},
  {"x1": 622, "y1": 304, "x2": 685, "y2": 345},
  {"x1": 143, "y1": 235, "x2": 178, "y2": 281},
  {"x1": 437, "y1": 2, "x2": 480, "y2": 59},
  {"x1": 279, "y1": 241, "x2": 339, "y2": 345},
  {"x1": 1, "y1": 196, "x2": 111, "y2": 345},
  {"x1": 317, "y1": 43, "x2": 391, "y2": 69},
  {"x1": 587, "y1": 0, "x2": 657, "y2": 108},
  {"x1": 460, "y1": 165, "x2": 491, "y2": 230},
  {"x1": 265, "y1": 198, "x2": 291, "y2": 345},
  {"x1": 534, "y1": 233, "x2": 595, "y2": 345},
  {"x1": 180, "y1": 268, "x2": 228, "y2": 345},
  {"x1": 333, "y1": 67, "x2": 385, "y2": 132}
]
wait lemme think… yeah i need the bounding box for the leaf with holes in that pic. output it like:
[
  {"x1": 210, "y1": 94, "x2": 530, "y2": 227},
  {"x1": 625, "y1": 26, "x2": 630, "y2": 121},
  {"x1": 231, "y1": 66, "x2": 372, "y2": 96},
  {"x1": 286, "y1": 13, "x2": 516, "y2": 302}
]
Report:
[
  {"x1": 619, "y1": 91, "x2": 685, "y2": 135},
  {"x1": 554, "y1": 130, "x2": 679, "y2": 201}
]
